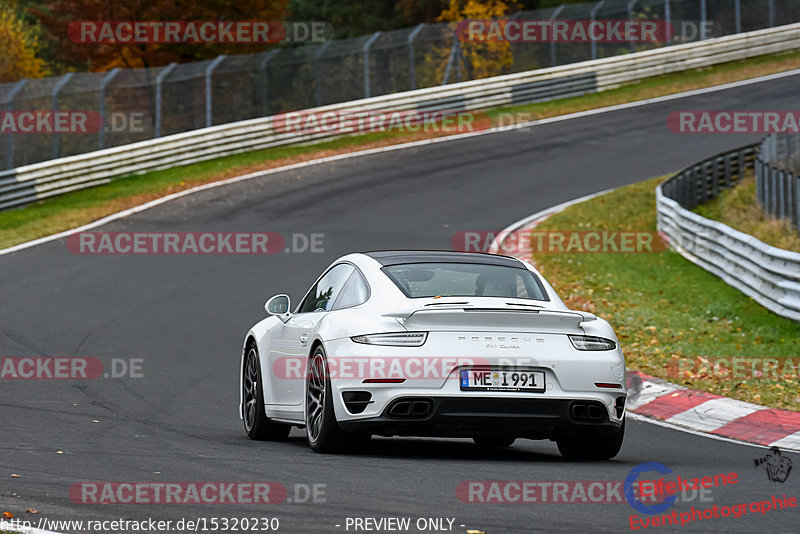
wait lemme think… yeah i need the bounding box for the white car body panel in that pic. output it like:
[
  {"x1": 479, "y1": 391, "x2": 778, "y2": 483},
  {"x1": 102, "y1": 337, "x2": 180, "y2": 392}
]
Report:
[{"x1": 240, "y1": 251, "x2": 627, "y2": 439}]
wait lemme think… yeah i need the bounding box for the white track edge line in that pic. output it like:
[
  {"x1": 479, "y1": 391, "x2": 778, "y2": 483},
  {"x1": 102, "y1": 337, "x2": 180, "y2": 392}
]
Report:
[{"x1": 4, "y1": 68, "x2": 800, "y2": 257}]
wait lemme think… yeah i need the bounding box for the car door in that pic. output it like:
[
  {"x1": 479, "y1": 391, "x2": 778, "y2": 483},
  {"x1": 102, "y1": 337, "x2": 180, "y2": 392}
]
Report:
[{"x1": 267, "y1": 263, "x2": 355, "y2": 406}]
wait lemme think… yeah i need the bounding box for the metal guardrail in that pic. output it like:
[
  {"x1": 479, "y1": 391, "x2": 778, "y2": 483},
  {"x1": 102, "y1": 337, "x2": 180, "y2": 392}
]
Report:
[
  {"x1": 3, "y1": 22, "x2": 800, "y2": 212},
  {"x1": 3, "y1": 0, "x2": 798, "y2": 171},
  {"x1": 657, "y1": 144, "x2": 800, "y2": 322},
  {"x1": 757, "y1": 134, "x2": 800, "y2": 233}
]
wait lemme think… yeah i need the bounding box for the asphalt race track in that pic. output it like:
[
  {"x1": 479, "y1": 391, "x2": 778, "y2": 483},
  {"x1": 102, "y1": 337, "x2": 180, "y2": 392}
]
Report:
[{"x1": 1, "y1": 75, "x2": 799, "y2": 533}]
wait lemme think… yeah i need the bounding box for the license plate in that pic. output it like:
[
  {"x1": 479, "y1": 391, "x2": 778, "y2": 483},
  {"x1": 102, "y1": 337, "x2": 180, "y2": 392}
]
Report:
[{"x1": 460, "y1": 369, "x2": 546, "y2": 392}]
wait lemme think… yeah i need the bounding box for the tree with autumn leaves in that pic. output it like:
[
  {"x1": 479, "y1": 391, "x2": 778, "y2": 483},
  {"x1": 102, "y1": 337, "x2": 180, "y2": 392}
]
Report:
[
  {"x1": 437, "y1": 0, "x2": 520, "y2": 79},
  {"x1": 29, "y1": 0, "x2": 292, "y2": 72},
  {"x1": 0, "y1": 3, "x2": 47, "y2": 82}
]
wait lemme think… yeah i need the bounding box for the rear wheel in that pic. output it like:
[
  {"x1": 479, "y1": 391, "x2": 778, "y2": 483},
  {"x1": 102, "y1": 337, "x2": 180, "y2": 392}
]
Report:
[
  {"x1": 473, "y1": 436, "x2": 516, "y2": 448},
  {"x1": 305, "y1": 346, "x2": 370, "y2": 453},
  {"x1": 242, "y1": 345, "x2": 291, "y2": 441},
  {"x1": 557, "y1": 420, "x2": 625, "y2": 460}
]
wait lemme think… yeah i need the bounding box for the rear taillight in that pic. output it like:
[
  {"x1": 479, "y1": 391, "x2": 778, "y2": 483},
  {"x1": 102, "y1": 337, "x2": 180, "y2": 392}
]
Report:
[
  {"x1": 568, "y1": 335, "x2": 616, "y2": 351},
  {"x1": 351, "y1": 332, "x2": 428, "y2": 346}
]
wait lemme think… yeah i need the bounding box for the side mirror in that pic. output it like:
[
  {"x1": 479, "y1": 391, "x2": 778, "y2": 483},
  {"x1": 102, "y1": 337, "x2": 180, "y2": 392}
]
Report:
[{"x1": 265, "y1": 294, "x2": 291, "y2": 322}]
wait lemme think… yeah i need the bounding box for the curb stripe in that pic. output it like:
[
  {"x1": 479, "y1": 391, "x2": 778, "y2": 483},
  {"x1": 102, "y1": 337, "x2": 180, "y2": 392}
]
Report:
[
  {"x1": 632, "y1": 389, "x2": 723, "y2": 421},
  {"x1": 711, "y1": 408, "x2": 800, "y2": 446},
  {"x1": 769, "y1": 430, "x2": 800, "y2": 449},
  {"x1": 665, "y1": 397, "x2": 766, "y2": 433}
]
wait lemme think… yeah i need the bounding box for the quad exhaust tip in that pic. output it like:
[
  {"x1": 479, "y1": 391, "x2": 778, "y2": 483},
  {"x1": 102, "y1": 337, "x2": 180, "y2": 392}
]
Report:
[
  {"x1": 387, "y1": 399, "x2": 433, "y2": 418},
  {"x1": 570, "y1": 401, "x2": 607, "y2": 421}
]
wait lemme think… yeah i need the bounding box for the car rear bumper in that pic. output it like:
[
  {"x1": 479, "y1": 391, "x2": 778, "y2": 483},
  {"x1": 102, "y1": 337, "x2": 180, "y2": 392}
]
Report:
[{"x1": 337, "y1": 396, "x2": 624, "y2": 439}]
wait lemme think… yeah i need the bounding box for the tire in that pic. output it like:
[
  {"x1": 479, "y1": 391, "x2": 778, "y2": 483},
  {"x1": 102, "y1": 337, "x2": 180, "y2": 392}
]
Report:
[
  {"x1": 557, "y1": 420, "x2": 625, "y2": 460},
  {"x1": 242, "y1": 344, "x2": 291, "y2": 441},
  {"x1": 473, "y1": 436, "x2": 516, "y2": 448},
  {"x1": 305, "y1": 346, "x2": 370, "y2": 453}
]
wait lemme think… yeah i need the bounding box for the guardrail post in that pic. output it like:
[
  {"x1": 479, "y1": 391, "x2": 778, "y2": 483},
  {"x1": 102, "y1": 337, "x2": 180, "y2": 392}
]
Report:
[
  {"x1": 259, "y1": 50, "x2": 279, "y2": 116},
  {"x1": 3, "y1": 79, "x2": 27, "y2": 170},
  {"x1": 591, "y1": 1, "x2": 607, "y2": 60},
  {"x1": 314, "y1": 41, "x2": 332, "y2": 107},
  {"x1": 205, "y1": 55, "x2": 226, "y2": 128},
  {"x1": 155, "y1": 63, "x2": 177, "y2": 138},
  {"x1": 734, "y1": 0, "x2": 741, "y2": 33},
  {"x1": 98, "y1": 68, "x2": 120, "y2": 150},
  {"x1": 408, "y1": 23, "x2": 425, "y2": 90},
  {"x1": 550, "y1": 5, "x2": 566, "y2": 66},
  {"x1": 626, "y1": 0, "x2": 637, "y2": 53},
  {"x1": 364, "y1": 31, "x2": 382, "y2": 98},
  {"x1": 51, "y1": 72, "x2": 74, "y2": 160}
]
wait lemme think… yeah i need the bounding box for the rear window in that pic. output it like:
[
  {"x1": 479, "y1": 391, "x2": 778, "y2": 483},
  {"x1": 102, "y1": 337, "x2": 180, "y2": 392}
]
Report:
[{"x1": 382, "y1": 262, "x2": 548, "y2": 301}]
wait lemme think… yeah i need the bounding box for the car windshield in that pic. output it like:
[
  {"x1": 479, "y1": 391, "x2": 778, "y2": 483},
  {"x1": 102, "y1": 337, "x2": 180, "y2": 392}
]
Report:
[{"x1": 382, "y1": 262, "x2": 549, "y2": 301}]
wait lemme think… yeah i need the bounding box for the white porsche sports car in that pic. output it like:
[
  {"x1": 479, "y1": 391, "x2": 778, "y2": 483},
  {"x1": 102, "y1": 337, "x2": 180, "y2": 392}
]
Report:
[{"x1": 240, "y1": 251, "x2": 627, "y2": 459}]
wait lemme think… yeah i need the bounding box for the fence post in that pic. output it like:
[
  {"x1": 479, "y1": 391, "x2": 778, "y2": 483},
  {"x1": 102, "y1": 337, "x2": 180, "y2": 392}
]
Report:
[
  {"x1": 408, "y1": 23, "x2": 425, "y2": 90},
  {"x1": 795, "y1": 175, "x2": 800, "y2": 233},
  {"x1": 259, "y1": 50, "x2": 279, "y2": 116},
  {"x1": 51, "y1": 72, "x2": 74, "y2": 160},
  {"x1": 3, "y1": 79, "x2": 27, "y2": 170},
  {"x1": 591, "y1": 1, "x2": 607, "y2": 60},
  {"x1": 734, "y1": 0, "x2": 741, "y2": 33},
  {"x1": 154, "y1": 63, "x2": 177, "y2": 138},
  {"x1": 626, "y1": 0, "x2": 637, "y2": 53},
  {"x1": 550, "y1": 5, "x2": 566, "y2": 66},
  {"x1": 364, "y1": 31, "x2": 382, "y2": 98},
  {"x1": 205, "y1": 55, "x2": 226, "y2": 128},
  {"x1": 314, "y1": 42, "x2": 332, "y2": 107},
  {"x1": 442, "y1": 32, "x2": 458, "y2": 84},
  {"x1": 700, "y1": 0, "x2": 707, "y2": 40},
  {"x1": 98, "y1": 68, "x2": 120, "y2": 150},
  {"x1": 664, "y1": 0, "x2": 671, "y2": 45},
  {"x1": 768, "y1": 0, "x2": 775, "y2": 27}
]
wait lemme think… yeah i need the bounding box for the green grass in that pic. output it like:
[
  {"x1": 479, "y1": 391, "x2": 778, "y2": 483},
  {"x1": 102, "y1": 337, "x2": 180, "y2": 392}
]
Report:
[
  {"x1": 529, "y1": 176, "x2": 800, "y2": 410},
  {"x1": 2, "y1": 48, "x2": 800, "y2": 249},
  {"x1": 695, "y1": 173, "x2": 800, "y2": 252}
]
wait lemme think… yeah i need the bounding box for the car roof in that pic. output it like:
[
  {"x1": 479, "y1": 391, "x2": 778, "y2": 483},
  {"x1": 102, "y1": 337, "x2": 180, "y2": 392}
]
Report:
[{"x1": 363, "y1": 250, "x2": 525, "y2": 268}]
